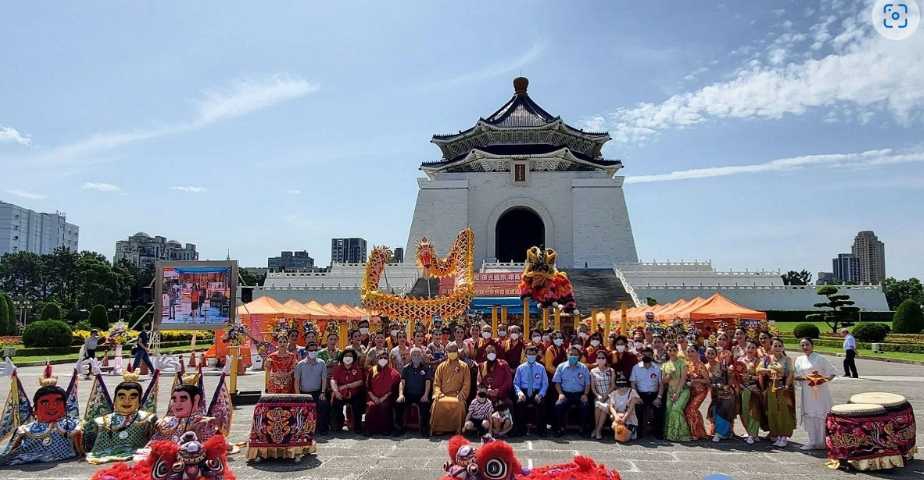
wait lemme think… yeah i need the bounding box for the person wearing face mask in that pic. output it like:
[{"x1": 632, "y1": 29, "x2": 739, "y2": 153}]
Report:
[
  {"x1": 478, "y1": 345, "x2": 513, "y2": 404},
  {"x1": 590, "y1": 350, "x2": 615, "y2": 439},
  {"x1": 583, "y1": 332, "x2": 606, "y2": 369},
  {"x1": 364, "y1": 350, "x2": 402, "y2": 435},
  {"x1": 463, "y1": 384, "x2": 494, "y2": 435},
  {"x1": 430, "y1": 342, "x2": 471, "y2": 435},
  {"x1": 357, "y1": 320, "x2": 371, "y2": 346},
  {"x1": 365, "y1": 331, "x2": 389, "y2": 368},
  {"x1": 396, "y1": 347, "x2": 433, "y2": 436},
  {"x1": 630, "y1": 346, "x2": 663, "y2": 439},
  {"x1": 551, "y1": 346, "x2": 592, "y2": 436},
  {"x1": 475, "y1": 324, "x2": 496, "y2": 362},
  {"x1": 495, "y1": 325, "x2": 510, "y2": 360},
  {"x1": 610, "y1": 335, "x2": 638, "y2": 381},
  {"x1": 503, "y1": 325, "x2": 525, "y2": 367},
  {"x1": 296, "y1": 341, "x2": 330, "y2": 435},
  {"x1": 512, "y1": 344, "x2": 548, "y2": 436},
  {"x1": 330, "y1": 348, "x2": 365, "y2": 434},
  {"x1": 524, "y1": 329, "x2": 547, "y2": 361}
]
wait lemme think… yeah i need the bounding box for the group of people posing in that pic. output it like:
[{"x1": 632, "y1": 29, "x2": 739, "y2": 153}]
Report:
[{"x1": 262, "y1": 319, "x2": 837, "y2": 450}]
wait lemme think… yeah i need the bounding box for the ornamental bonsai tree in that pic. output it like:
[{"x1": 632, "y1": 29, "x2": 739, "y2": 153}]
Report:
[{"x1": 805, "y1": 285, "x2": 860, "y2": 334}]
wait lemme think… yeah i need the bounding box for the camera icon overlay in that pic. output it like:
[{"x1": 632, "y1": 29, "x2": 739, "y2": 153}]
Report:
[{"x1": 873, "y1": 0, "x2": 920, "y2": 39}]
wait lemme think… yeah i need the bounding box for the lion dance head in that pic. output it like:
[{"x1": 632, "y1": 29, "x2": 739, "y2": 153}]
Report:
[{"x1": 518, "y1": 247, "x2": 576, "y2": 312}]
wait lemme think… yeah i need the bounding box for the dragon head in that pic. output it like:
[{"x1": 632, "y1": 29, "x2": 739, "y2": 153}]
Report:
[{"x1": 417, "y1": 237, "x2": 436, "y2": 271}]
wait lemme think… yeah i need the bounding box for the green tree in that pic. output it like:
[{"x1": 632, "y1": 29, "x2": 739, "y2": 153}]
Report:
[
  {"x1": 882, "y1": 277, "x2": 924, "y2": 311},
  {"x1": 806, "y1": 285, "x2": 860, "y2": 333},
  {"x1": 2, "y1": 294, "x2": 14, "y2": 335},
  {"x1": 76, "y1": 252, "x2": 126, "y2": 309},
  {"x1": 40, "y1": 302, "x2": 62, "y2": 320},
  {"x1": 0, "y1": 293, "x2": 10, "y2": 336},
  {"x1": 89, "y1": 304, "x2": 109, "y2": 330},
  {"x1": 44, "y1": 247, "x2": 80, "y2": 307},
  {"x1": 892, "y1": 299, "x2": 924, "y2": 333},
  {"x1": 0, "y1": 252, "x2": 44, "y2": 301},
  {"x1": 781, "y1": 269, "x2": 813, "y2": 286}
]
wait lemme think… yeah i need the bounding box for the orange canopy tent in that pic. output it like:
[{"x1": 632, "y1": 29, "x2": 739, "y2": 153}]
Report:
[
  {"x1": 207, "y1": 296, "x2": 288, "y2": 368},
  {"x1": 689, "y1": 293, "x2": 767, "y2": 322}
]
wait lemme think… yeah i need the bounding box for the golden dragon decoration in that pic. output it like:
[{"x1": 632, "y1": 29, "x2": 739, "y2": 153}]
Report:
[{"x1": 361, "y1": 228, "x2": 475, "y2": 322}]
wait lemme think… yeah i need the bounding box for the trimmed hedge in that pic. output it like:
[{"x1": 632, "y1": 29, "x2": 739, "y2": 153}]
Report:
[
  {"x1": 794, "y1": 337, "x2": 924, "y2": 354},
  {"x1": 40, "y1": 302, "x2": 62, "y2": 321},
  {"x1": 89, "y1": 305, "x2": 109, "y2": 330},
  {"x1": 792, "y1": 323, "x2": 820, "y2": 339},
  {"x1": 767, "y1": 310, "x2": 893, "y2": 323},
  {"x1": 852, "y1": 323, "x2": 889, "y2": 342},
  {"x1": 892, "y1": 300, "x2": 924, "y2": 333},
  {"x1": 22, "y1": 320, "x2": 73, "y2": 348},
  {"x1": 13, "y1": 340, "x2": 209, "y2": 357}
]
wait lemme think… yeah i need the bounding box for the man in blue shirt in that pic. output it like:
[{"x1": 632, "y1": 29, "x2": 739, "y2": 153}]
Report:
[
  {"x1": 512, "y1": 344, "x2": 548, "y2": 436},
  {"x1": 551, "y1": 346, "x2": 591, "y2": 436}
]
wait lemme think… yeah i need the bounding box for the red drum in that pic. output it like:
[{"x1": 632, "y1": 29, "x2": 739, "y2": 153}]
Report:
[
  {"x1": 247, "y1": 394, "x2": 317, "y2": 461},
  {"x1": 826, "y1": 392, "x2": 916, "y2": 471}
]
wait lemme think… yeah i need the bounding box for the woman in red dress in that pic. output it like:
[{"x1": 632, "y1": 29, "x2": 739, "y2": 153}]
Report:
[
  {"x1": 265, "y1": 333, "x2": 296, "y2": 393},
  {"x1": 683, "y1": 344, "x2": 709, "y2": 440},
  {"x1": 364, "y1": 350, "x2": 401, "y2": 435}
]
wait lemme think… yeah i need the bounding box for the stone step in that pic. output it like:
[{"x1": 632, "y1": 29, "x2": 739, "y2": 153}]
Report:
[{"x1": 562, "y1": 268, "x2": 631, "y2": 312}]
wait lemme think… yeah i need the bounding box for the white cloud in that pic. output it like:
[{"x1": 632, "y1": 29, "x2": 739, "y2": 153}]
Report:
[
  {"x1": 286, "y1": 189, "x2": 302, "y2": 195},
  {"x1": 193, "y1": 74, "x2": 319, "y2": 127},
  {"x1": 170, "y1": 186, "x2": 208, "y2": 193},
  {"x1": 598, "y1": 6, "x2": 924, "y2": 144},
  {"x1": 0, "y1": 126, "x2": 31, "y2": 146},
  {"x1": 81, "y1": 182, "x2": 122, "y2": 192},
  {"x1": 626, "y1": 148, "x2": 924, "y2": 184},
  {"x1": 5, "y1": 189, "x2": 46, "y2": 200},
  {"x1": 427, "y1": 43, "x2": 545, "y2": 89},
  {"x1": 33, "y1": 74, "x2": 318, "y2": 166}
]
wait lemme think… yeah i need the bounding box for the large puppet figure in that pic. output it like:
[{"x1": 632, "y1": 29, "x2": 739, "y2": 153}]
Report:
[
  {"x1": 518, "y1": 247, "x2": 576, "y2": 313},
  {"x1": 0, "y1": 365, "x2": 82, "y2": 466},
  {"x1": 83, "y1": 369, "x2": 159, "y2": 464},
  {"x1": 146, "y1": 373, "x2": 232, "y2": 448}
]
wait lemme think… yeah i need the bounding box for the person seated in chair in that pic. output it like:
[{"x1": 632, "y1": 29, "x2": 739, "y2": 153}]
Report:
[{"x1": 552, "y1": 346, "x2": 591, "y2": 436}]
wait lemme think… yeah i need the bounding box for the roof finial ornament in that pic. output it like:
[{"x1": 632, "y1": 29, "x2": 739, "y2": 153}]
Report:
[{"x1": 513, "y1": 76, "x2": 528, "y2": 95}]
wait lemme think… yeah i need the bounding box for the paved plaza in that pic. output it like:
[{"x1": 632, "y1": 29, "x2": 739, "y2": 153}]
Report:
[{"x1": 0, "y1": 354, "x2": 920, "y2": 480}]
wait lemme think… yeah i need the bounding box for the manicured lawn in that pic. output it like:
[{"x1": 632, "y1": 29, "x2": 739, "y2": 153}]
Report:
[
  {"x1": 783, "y1": 341, "x2": 924, "y2": 363},
  {"x1": 12, "y1": 344, "x2": 211, "y2": 364},
  {"x1": 774, "y1": 320, "x2": 892, "y2": 335}
]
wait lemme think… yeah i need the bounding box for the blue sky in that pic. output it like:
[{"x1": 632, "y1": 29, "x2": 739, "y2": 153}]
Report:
[{"x1": 2, "y1": 0, "x2": 922, "y2": 279}]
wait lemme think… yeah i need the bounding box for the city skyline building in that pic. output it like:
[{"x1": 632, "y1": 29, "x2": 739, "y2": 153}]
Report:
[
  {"x1": 0, "y1": 200, "x2": 78, "y2": 256},
  {"x1": 832, "y1": 253, "x2": 860, "y2": 284},
  {"x1": 852, "y1": 230, "x2": 886, "y2": 284},
  {"x1": 114, "y1": 232, "x2": 198, "y2": 269},
  {"x1": 331, "y1": 237, "x2": 367, "y2": 264},
  {"x1": 268, "y1": 250, "x2": 316, "y2": 271}
]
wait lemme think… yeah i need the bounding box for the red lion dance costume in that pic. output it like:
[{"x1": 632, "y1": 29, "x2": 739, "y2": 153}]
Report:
[
  {"x1": 91, "y1": 433, "x2": 235, "y2": 480},
  {"x1": 518, "y1": 247, "x2": 576, "y2": 313},
  {"x1": 439, "y1": 436, "x2": 619, "y2": 480}
]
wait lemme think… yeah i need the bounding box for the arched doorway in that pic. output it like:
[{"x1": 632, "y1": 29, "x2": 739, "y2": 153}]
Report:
[{"x1": 495, "y1": 207, "x2": 544, "y2": 262}]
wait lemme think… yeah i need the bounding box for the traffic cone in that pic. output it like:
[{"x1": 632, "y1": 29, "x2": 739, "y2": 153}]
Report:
[
  {"x1": 188, "y1": 351, "x2": 197, "y2": 368},
  {"x1": 199, "y1": 352, "x2": 206, "y2": 368},
  {"x1": 102, "y1": 351, "x2": 110, "y2": 369},
  {"x1": 138, "y1": 359, "x2": 149, "y2": 376}
]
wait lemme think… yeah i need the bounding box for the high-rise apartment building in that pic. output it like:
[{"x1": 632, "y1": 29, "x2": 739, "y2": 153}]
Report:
[
  {"x1": 852, "y1": 231, "x2": 886, "y2": 284},
  {"x1": 0, "y1": 200, "x2": 78, "y2": 256}
]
